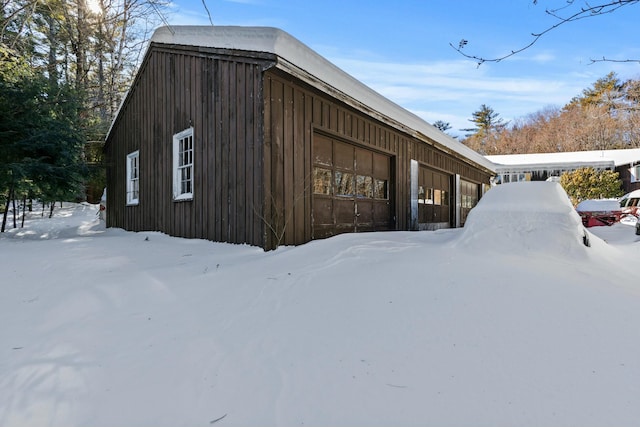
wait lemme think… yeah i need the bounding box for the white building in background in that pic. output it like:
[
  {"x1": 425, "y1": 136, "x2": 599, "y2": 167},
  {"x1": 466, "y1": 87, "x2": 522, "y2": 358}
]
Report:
[{"x1": 486, "y1": 148, "x2": 640, "y2": 193}]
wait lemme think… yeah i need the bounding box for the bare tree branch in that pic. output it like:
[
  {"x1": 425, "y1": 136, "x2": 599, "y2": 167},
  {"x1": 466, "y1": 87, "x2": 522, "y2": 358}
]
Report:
[
  {"x1": 590, "y1": 57, "x2": 640, "y2": 64},
  {"x1": 451, "y1": 0, "x2": 640, "y2": 66}
]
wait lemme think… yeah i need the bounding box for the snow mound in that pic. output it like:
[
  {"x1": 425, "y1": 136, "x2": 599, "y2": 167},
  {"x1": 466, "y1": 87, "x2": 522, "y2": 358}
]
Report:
[
  {"x1": 575, "y1": 199, "x2": 621, "y2": 212},
  {"x1": 456, "y1": 182, "x2": 590, "y2": 258}
]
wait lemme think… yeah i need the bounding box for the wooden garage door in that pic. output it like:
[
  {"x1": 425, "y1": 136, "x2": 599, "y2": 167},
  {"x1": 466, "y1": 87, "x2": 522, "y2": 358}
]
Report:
[
  {"x1": 312, "y1": 134, "x2": 392, "y2": 239},
  {"x1": 418, "y1": 166, "x2": 451, "y2": 226}
]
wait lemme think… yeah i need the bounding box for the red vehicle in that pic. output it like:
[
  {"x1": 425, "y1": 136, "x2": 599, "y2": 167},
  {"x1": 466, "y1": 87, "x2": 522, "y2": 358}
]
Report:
[{"x1": 575, "y1": 199, "x2": 624, "y2": 227}]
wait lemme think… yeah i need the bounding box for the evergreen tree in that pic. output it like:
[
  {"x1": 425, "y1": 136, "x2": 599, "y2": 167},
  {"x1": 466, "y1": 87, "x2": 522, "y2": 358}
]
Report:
[
  {"x1": 433, "y1": 120, "x2": 452, "y2": 133},
  {"x1": 0, "y1": 48, "x2": 86, "y2": 231},
  {"x1": 463, "y1": 104, "x2": 505, "y2": 137},
  {"x1": 567, "y1": 71, "x2": 625, "y2": 112},
  {"x1": 462, "y1": 104, "x2": 506, "y2": 155},
  {"x1": 1, "y1": 0, "x2": 164, "y2": 205}
]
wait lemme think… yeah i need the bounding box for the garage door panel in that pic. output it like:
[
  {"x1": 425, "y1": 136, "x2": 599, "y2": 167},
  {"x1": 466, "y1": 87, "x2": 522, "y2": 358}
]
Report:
[
  {"x1": 356, "y1": 148, "x2": 373, "y2": 175},
  {"x1": 334, "y1": 141, "x2": 354, "y2": 170},
  {"x1": 313, "y1": 225, "x2": 335, "y2": 239},
  {"x1": 313, "y1": 134, "x2": 393, "y2": 238},
  {"x1": 373, "y1": 152, "x2": 389, "y2": 178},
  {"x1": 334, "y1": 198, "x2": 354, "y2": 223},
  {"x1": 373, "y1": 202, "x2": 391, "y2": 228},
  {"x1": 313, "y1": 135, "x2": 333, "y2": 166},
  {"x1": 356, "y1": 199, "x2": 374, "y2": 227},
  {"x1": 313, "y1": 197, "x2": 333, "y2": 226}
]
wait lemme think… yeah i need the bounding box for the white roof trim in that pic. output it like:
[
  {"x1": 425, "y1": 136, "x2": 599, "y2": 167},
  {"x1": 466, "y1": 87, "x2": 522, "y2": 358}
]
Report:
[
  {"x1": 487, "y1": 148, "x2": 640, "y2": 169},
  {"x1": 149, "y1": 25, "x2": 495, "y2": 173}
]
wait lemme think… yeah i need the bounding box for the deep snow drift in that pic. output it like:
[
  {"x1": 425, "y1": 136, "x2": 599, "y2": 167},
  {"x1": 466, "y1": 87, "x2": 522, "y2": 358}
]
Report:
[{"x1": 2, "y1": 182, "x2": 640, "y2": 427}]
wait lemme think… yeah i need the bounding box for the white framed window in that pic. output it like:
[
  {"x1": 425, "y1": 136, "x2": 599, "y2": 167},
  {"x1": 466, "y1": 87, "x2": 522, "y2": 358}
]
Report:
[
  {"x1": 173, "y1": 127, "x2": 194, "y2": 201},
  {"x1": 630, "y1": 165, "x2": 640, "y2": 183},
  {"x1": 126, "y1": 150, "x2": 139, "y2": 205}
]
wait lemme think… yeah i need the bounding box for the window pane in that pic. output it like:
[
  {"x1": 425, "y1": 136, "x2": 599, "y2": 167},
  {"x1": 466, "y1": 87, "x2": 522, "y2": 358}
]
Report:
[
  {"x1": 335, "y1": 171, "x2": 354, "y2": 196},
  {"x1": 313, "y1": 167, "x2": 332, "y2": 195},
  {"x1": 426, "y1": 188, "x2": 433, "y2": 204},
  {"x1": 418, "y1": 185, "x2": 425, "y2": 204},
  {"x1": 374, "y1": 178, "x2": 388, "y2": 200},
  {"x1": 434, "y1": 189, "x2": 442, "y2": 205},
  {"x1": 356, "y1": 175, "x2": 372, "y2": 198},
  {"x1": 127, "y1": 151, "x2": 140, "y2": 204},
  {"x1": 173, "y1": 128, "x2": 194, "y2": 200}
]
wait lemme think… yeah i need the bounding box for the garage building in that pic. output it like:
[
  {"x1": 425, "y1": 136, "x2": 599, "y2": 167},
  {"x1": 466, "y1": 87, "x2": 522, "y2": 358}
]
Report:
[{"x1": 105, "y1": 26, "x2": 495, "y2": 250}]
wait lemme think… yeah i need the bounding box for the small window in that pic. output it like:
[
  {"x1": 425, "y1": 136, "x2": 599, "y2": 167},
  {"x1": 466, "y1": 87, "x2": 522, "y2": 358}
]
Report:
[
  {"x1": 173, "y1": 127, "x2": 194, "y2": 201},
  {"x1": 418, "y1": 185, "x2": 425, "y2": 204},
  {"x1": 374, "y1": 179, "x2": 388, "y2": 200},
  {"x1": 620, "y1": 197, "x2": 628, "y2": 208},
  {"x1": 424, "y1": 187, "x2": 434, "y2": 204},
  {"x1": 434, "y1": 189, "x2": 442, "y2": 206},
  {"x1": 313, "y1": 167, "x2": 332, "y2": 195},
  {"x1": 335, "y1": 171, "x2": 354, "y2": 197},
  {"x1": 126, "y1": 150, "x2": 139, "y2": 205},
  {"x1": 356, "y1": 175, "x2": 372, "y2": 198}
]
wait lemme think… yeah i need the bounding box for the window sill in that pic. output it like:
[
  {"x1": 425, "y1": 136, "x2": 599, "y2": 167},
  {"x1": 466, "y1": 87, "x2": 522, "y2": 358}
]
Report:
[{"x1": 173, "y1": 194, "x2": 193, "y2": 202}]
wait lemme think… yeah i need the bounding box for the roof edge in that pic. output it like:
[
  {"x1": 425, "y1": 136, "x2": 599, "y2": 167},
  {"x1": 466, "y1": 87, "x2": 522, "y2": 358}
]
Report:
[{"x1": 149, "y1": 26, "x2": 495, "y2": 173}]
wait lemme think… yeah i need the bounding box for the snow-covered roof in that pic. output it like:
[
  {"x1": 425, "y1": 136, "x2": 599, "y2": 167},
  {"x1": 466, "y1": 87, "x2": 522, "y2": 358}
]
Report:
[
  {"x1": 149, "y1": 26, "x2": 495, "y2": 173},
  {"x1": 487, "y1": 148, "x2": 640, "y2": 172}
]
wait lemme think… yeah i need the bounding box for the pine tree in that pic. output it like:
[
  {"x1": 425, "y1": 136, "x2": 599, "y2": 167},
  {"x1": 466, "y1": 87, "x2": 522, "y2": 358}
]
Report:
[
  {"x1": 462, "y1": 104, "x2": 506, "y2": 155},
  {"x1": 1, "y1": 0, "x2": 164, "y2": 204},
  {"x1": 0, "y1": 49, "x2": 86, "y2": 231},
  {"x1": 567, "y1": 71, "x2": 625, "y2": 112},
  {"x1": 433, "y1": 120, "x2": 452, "y2": 133}
]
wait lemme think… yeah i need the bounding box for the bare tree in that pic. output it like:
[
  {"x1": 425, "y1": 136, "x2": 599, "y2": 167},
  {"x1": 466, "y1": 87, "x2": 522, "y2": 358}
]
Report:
[{"x1": 451, "y1": 0, "x2": 640, "y2": 66}]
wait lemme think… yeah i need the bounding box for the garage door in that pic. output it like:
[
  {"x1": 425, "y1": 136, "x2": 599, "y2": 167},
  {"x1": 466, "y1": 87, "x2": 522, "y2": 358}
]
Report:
[
  {"x1": 312, "y1": 134, "x2": 392, "y2": 239},
  {"x1": 417, "y1": 166, "x2": 451, "y2": 227}
]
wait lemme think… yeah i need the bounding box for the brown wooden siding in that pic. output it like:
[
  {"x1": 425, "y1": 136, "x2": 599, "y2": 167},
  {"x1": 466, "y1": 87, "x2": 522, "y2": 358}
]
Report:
[
  {"x1": 105, "y1": 45, "x2": 270, "y2": 247},
  {"x1": 106, "y1": 43, "x2": 492, "y2": 250},
  {"x1": 262, "y1": 69, "x2": 492, "y2": 249}
]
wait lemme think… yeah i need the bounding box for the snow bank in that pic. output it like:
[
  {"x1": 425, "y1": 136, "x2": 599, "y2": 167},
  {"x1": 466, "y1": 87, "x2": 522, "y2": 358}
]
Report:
[
  {"x1": 576, "y1": 199, "x2": 621, "y2": 213},
  {"x1": 2, "y1": 198, "x2": 640, "y2": 427}
]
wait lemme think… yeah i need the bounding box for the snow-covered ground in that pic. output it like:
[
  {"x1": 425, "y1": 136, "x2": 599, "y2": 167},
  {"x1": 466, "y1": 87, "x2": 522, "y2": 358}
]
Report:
[{"x1": 2, "y1": 182, "x2": 640, "y2": 427}]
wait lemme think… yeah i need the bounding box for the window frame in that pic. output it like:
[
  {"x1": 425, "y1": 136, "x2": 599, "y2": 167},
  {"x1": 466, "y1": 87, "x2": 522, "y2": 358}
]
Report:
[
  {"x1": 172, "y1": 127, "x2": 194, "y2": 201},
  {"x1": 632, "y1": 165, "x2": 640, "y2": 183},
  {"x1": 126, "y1": 150, "x2": 140, "y2": 206}
]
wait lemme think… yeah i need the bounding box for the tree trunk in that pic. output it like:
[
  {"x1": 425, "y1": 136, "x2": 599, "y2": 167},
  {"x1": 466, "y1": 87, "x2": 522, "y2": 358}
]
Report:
[
  {"x1": 46, "y1": 12, "x2": 59, "y2": 87},
  {"x1": 21, "y1": 195, "x2": 27, "y2": 228},
  {"x1": 49, "y1": 202, "x2": 55, "y2": 218},
  {"x1": 12, "y1": 194, "x2": 17, "y2": 228},
  {"x1": 1, "y1": 187, "x2": 12, "y2": 233}
]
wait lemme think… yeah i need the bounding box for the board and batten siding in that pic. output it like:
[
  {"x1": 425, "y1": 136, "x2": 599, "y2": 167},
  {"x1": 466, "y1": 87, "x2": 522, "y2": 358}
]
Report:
[
  {"x1": 262, "y1": 69, "x2": 492, "y2": 249},
  {"x1": 106, "y1": 42, "x2": 492, "y2": 250},
  {"x1": 105, "y1": 45, "x2": 270, "y2": 247}
]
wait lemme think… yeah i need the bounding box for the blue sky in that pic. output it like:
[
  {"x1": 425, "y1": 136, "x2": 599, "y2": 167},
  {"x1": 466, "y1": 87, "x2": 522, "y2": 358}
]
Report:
[{"x1": 161, "y1": 0, "x2": 640, "y2": 136}]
